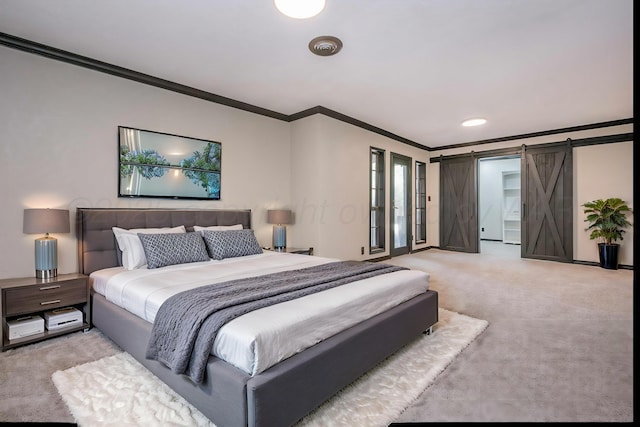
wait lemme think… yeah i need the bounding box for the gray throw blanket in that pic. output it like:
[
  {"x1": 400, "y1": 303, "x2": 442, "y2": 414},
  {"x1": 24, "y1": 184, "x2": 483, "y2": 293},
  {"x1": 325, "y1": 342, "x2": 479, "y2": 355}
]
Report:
[{"x1": 146, "y1": 260, "x2": 407, "y2": 383}]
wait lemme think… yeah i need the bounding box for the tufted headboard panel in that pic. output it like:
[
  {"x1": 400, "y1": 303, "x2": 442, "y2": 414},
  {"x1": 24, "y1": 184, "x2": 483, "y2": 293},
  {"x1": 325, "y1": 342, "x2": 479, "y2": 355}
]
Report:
[{"x1": 76, "y1": 208, "x2": 252, "y2": 275}]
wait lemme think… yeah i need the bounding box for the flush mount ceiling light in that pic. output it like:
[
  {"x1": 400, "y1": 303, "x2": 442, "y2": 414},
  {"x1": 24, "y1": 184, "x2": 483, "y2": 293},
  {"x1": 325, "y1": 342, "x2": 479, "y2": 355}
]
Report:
[
  {"x1": 274, "y1": 0, "x2": 326, "y2": 19},
  {"x1": 308, "y1": 36, "x2": 343, "y2": 56},
  {"x1": 461, "y1": 118, "x2": 487, "y2": 127}
]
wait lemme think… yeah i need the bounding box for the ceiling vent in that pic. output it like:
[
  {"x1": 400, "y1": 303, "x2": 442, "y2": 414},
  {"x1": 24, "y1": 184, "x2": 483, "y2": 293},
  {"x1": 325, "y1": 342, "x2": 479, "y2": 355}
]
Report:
[{"x1": 308, "y1": 36, "x2": 343, "y2": 56}]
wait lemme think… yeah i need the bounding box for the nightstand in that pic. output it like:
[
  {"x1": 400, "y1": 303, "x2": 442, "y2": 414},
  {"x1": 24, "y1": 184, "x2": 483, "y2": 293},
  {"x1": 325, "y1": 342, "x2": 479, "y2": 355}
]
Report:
[
  {"x1": 270, "y1": 247, "x2": 314, "y2": 256},
  {"x1": 0, "y1": 273, "x2": 91, "y2": 351}
]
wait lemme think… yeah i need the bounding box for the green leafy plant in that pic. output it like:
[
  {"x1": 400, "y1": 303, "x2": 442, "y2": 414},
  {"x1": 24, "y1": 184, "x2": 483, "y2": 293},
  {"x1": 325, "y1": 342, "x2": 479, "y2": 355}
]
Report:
[{"x1": 582, "y1": 197, "x2": 632, "y2": 245}]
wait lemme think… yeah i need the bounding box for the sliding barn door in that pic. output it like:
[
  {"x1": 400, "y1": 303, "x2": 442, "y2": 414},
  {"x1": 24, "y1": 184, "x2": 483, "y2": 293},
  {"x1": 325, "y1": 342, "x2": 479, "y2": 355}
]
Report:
[
  {"x1": 521, "y1": 142, "x2": 573, "y2": 262},
  {"x1": 440, "y1": 156, "x2": 478, "y2": 253}
]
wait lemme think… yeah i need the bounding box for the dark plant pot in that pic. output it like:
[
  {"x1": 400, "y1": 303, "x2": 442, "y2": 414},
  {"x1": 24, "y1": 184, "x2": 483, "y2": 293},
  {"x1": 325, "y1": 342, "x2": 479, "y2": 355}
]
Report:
[{"x1": 598, "y1": 243, "x2": 619, "y2": 270}]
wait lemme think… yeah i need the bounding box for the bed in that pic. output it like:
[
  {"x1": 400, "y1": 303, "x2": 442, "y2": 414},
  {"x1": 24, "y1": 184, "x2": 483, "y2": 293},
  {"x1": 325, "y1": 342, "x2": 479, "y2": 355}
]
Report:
[{"x1": 77, "y1": 208, "x2": 438, "y2": 427}]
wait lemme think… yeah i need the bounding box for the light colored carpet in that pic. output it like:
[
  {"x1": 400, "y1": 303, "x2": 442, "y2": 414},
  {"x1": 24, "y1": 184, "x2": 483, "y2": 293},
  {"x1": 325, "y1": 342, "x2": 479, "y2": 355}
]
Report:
[
  {"x1": 51, "y1": 308, "x2": 487, "y2": 427},
  {"x1": 1, "y1": 243, "x2": 633, "y2": 423},
  {"x1": 387, "y1": 242, "x2": 634, "y2": 422}
]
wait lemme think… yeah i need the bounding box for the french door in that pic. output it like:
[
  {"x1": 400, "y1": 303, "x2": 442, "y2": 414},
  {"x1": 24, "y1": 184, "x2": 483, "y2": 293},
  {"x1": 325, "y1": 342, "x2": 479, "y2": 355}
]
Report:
[{"x1": 390, "y1": 153, "x2": 412, "y2": 257}]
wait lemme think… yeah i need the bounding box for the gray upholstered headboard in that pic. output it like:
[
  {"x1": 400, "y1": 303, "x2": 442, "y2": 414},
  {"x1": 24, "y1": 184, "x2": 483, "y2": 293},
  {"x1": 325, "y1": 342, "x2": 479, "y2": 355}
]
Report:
[{"x1": 76, "y1": 208, "x2": 252, "y2": 275}]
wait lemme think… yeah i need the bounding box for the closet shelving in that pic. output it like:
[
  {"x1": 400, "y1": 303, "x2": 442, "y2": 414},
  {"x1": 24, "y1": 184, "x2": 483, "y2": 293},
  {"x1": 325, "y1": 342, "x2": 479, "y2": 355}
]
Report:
[{"x1": 502, "y1": 170, "x2": 521, "y2": 244}]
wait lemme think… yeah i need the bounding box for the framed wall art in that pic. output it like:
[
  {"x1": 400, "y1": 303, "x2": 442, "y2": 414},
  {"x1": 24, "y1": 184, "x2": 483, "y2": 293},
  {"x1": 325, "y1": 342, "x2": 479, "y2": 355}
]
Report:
[{"x1": 118, "y1": 126, "x2": 221, "y2": 200}]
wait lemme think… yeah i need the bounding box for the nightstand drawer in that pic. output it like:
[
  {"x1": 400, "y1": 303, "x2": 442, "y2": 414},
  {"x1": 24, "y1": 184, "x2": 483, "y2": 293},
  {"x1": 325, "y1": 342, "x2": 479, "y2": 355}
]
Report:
[{"x1": 4, "y1": 279, "x2": 87, "y2": 316}]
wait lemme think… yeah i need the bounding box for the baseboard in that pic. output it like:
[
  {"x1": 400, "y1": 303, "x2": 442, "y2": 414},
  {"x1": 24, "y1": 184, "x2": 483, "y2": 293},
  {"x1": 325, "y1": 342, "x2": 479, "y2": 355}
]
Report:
[
  {"x1": 573, "y1": 260, "x2": 633, "y2": 270},
  {"x1": 410, "y1": 246, "x2": 431, "y2": 254},
  {"x1": 379, "y1": 247, "x2": 633, "y2": 270}
]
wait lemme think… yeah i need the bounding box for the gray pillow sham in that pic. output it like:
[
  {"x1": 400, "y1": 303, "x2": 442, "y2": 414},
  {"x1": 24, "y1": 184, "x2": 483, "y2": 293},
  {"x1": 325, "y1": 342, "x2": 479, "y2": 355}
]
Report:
[
  {"x1": 202, "y1": 229, "x2": 263, "y2": 260},
  {"x1": 138, "y1": 232, "x2": 210, "y2": 269}
]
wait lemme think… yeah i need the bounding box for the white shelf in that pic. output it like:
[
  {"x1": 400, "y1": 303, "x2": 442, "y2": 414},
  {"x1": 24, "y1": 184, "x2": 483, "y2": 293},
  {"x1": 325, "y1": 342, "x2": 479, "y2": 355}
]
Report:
[{"x1": 502, "y1": 170, "x2": 521, "y2": 244}]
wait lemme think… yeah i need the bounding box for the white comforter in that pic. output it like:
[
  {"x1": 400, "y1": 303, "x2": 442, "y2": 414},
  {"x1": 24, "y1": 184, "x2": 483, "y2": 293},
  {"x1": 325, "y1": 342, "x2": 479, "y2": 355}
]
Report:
[{"x1": 90, "y1": 251, "x2": 430, "y2": 376}]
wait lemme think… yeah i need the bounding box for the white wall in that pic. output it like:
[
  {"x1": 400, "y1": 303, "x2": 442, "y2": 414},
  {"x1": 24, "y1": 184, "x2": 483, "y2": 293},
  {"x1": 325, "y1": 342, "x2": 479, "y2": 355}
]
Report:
[
  {"x1": 574, "y1": 141, "x2": 634, "y2": 266},
  {"x1": 0, "y1": 45, "x2": 435, "y2": 279},
  {"x1": 289, "y1": 115, "x2": 431, "y2": 260},
  {"x1": 0, "y1": 45, "x2": 632, "y2": 280},
  {"x1": 426, "y1": 161, "x2": 440, "y2": 248},
  {"x1": 0, "y1": 46, "x2": 292, "y2": 279}
]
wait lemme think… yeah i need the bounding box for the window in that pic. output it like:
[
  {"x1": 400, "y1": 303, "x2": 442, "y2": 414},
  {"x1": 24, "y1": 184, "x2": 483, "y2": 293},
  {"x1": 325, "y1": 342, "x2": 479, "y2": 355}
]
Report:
[
  {"x1": 370, "y1": 148, "x2": 385, "y2": 253},
  {"x1": 415, "y1": 161, "x2": 427, "y2": 244}
]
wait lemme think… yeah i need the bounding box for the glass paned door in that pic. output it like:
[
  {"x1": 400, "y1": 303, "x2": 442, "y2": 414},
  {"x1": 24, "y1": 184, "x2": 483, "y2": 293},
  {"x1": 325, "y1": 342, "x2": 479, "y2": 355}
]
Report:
[
  {"x1": 391, "y1": 153, "x2": 412, "y2": 256},
  {"x1": 415, "y1": 161, "x2": 427, "y2": 243},
  {"x1": 369, "y1": 148, "x2": 385, "y2": 253}
]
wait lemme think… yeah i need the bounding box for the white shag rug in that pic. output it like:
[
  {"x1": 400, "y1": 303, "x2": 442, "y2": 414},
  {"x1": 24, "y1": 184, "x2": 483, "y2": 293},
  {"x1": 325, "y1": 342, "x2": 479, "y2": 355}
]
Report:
[{"x1": 52, "y1": 308, "x2": 488, "y2": 427}]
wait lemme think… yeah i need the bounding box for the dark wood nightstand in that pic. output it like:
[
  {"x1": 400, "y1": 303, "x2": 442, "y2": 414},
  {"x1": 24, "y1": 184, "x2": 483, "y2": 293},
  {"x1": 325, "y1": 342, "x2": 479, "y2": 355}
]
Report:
[
  {"x1": 269, "y1": 247, "x2": 314, "y2": 256},
  {"x1": 0, "y1": 273, "x2": 91, "y2": 351}
]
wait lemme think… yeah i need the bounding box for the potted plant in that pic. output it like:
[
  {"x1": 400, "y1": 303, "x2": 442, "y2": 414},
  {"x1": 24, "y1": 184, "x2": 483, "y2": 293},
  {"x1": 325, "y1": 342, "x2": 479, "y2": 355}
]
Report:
[{"x1": 582, "y1": 197, "x2": 632, "y2": 269}]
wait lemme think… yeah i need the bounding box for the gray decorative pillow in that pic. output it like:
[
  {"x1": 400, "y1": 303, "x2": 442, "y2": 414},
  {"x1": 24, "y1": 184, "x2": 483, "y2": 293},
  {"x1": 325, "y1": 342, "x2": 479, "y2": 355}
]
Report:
[
  {"x1": 137, "y1": 232, "x2": 210, "y2": 269},
  {"x1": 202, "y1": 229, "x2": 263, "y2": 260}
]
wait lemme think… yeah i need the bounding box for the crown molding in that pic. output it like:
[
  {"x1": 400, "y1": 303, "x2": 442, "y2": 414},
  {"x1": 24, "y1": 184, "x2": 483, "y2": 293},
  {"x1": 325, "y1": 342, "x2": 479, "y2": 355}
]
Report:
[{"x1": 1, "y1": 32, "x2": 632, "y2": 154}]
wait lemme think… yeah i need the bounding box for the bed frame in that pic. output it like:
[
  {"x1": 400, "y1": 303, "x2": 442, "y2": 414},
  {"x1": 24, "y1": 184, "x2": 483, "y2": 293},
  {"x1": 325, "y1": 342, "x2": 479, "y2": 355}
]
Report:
[{"x1": 77, "y1": 208, "x2": 439, "y2": 427}]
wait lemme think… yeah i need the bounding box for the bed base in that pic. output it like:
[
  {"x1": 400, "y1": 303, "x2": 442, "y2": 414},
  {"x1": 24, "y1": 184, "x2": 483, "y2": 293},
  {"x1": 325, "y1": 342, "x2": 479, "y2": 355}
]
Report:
[{"x1": 92, "y1": 290, "x2": 438, "y2": 427}]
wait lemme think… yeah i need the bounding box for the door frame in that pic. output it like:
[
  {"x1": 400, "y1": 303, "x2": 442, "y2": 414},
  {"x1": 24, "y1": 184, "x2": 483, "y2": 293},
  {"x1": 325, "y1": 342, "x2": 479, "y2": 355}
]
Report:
[{"x1": 478, "y1": 154, "x2": 522, "y2": 246}]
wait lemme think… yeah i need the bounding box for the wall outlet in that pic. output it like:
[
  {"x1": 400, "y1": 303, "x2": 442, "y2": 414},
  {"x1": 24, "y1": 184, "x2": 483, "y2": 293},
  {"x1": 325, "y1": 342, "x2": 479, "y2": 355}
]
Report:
[
  {"x1": 481, "y1": 227, "x2": 485, "y2": 232},
  {"x1": 361, "y1": 246, "x2": 364, "y2": 255}
]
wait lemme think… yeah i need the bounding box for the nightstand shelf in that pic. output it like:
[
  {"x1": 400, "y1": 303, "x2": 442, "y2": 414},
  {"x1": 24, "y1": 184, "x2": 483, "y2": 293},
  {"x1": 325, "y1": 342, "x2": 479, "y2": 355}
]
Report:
[
  {"x1": 1, "y1": 273, "x2": 91, "y2": 351},
  {"x1": 268, "y1": 247, "x2": 314, "y2": 256}
]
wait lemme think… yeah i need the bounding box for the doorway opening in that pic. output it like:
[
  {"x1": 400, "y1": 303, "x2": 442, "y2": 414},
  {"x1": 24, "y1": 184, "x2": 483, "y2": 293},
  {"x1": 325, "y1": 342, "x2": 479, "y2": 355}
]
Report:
[{"x1": 478, "y1": 156, "x2": 521, "y2": 256}]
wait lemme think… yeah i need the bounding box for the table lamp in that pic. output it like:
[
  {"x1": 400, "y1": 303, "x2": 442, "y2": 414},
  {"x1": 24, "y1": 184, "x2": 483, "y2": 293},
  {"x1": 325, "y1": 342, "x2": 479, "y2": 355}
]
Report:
[
  {"x1": 267, "y1": 209, "x2": 292, "y2": 250},
  {"x1": 23, "y1": 208, "x2": 70, "y2": 278}
]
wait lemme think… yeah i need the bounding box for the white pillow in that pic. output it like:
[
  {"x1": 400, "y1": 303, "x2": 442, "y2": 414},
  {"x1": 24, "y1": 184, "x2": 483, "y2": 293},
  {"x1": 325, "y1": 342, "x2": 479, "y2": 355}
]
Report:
[
  {"x1": 112, "y1": 225, "x2": 186, "y2": 270},
  {"x1": 193, "y1": 224, "x2": 243, "y2": 235}
]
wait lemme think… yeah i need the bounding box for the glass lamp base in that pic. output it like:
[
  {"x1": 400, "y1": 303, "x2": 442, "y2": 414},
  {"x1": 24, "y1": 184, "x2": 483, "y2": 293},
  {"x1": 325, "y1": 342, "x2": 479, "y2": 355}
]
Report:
[
  {"x1": 35, "y1": 236, "x2": 58, "y2": 279},
  {"x1": 272, "y1": 225, "x2": 287, "y2": 249}
]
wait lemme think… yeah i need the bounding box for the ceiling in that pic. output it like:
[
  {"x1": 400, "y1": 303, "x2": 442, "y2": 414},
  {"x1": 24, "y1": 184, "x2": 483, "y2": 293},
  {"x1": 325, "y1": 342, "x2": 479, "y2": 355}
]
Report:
[{"x1": 0, "y1": 0, "x2": 633, "y2": 149}]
